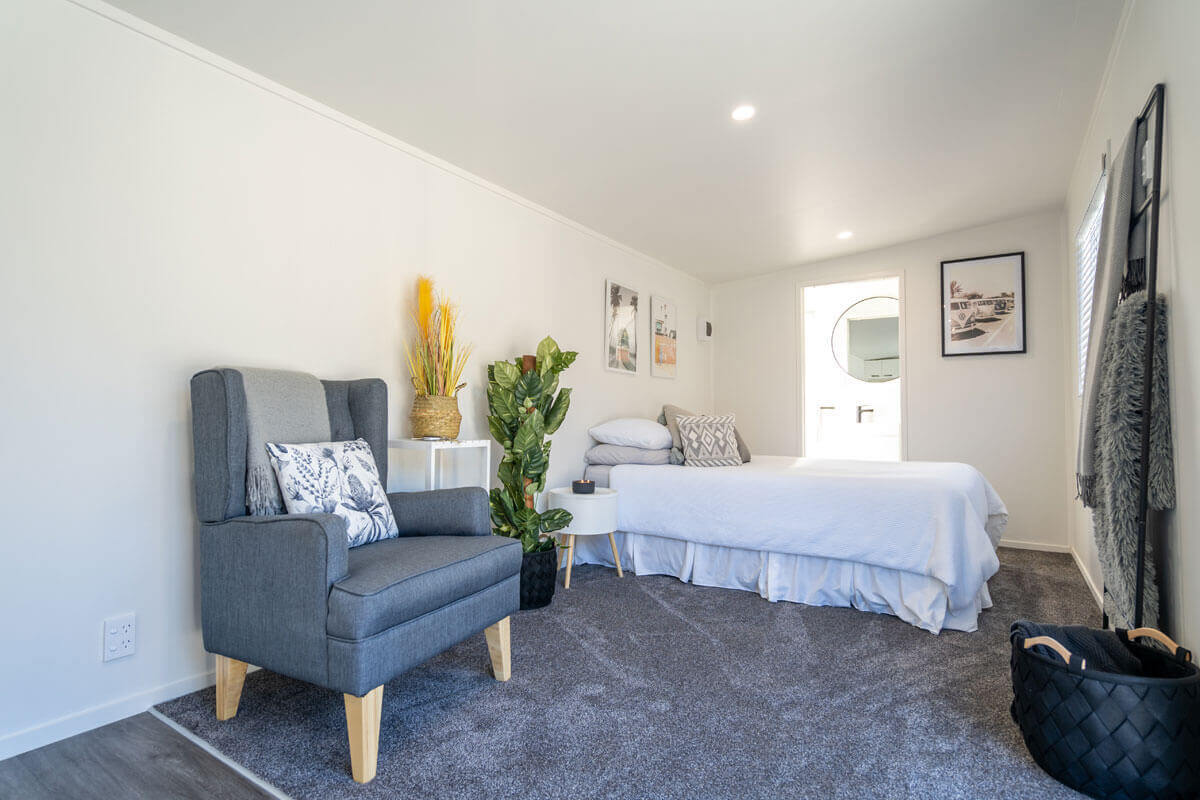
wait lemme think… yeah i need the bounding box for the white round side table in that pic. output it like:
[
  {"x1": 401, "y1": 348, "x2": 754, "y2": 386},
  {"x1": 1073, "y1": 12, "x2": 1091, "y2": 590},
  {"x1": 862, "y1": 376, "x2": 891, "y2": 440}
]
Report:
[{"x1": 546, "y1": 487, "x2": 620, "y2": 589}]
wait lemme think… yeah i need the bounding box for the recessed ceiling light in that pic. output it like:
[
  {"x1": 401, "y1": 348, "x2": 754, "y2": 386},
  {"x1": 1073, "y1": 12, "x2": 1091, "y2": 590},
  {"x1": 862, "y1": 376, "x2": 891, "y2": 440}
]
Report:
[
  {"x1": 731, "y1": 104, "x2": 756, "y2": 122},
  {"x1": 837, "y1": 230, "x2": 854, "y2": 240}
]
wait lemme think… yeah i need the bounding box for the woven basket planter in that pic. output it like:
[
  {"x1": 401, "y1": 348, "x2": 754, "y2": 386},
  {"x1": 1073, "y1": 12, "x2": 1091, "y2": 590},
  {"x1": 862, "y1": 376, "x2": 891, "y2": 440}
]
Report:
[
  {"x1": 409, "y1": 395, "x2": 462, "y2": 439},
  {"x1": 519, "y1": 548, "x2": 558, "y2": 610}
]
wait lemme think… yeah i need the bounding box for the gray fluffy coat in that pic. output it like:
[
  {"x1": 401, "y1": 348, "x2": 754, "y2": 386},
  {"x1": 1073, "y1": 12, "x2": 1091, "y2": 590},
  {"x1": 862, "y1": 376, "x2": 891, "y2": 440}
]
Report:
[{"x1": 1090, "y1": 291, "x2": 1174, "y2": 628}]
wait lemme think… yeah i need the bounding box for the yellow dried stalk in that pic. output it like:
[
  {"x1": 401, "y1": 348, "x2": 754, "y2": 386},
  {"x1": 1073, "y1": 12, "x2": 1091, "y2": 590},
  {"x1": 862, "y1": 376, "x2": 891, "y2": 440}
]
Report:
[{"x1": 404, "y1": 276, "x2": 470, "y2": 397}]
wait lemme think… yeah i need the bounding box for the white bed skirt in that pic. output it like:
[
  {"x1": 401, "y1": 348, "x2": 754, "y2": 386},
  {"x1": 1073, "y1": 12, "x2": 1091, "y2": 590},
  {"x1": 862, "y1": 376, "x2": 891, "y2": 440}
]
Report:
[{"x1": 569, "y1": 531, "x2": 992, "y2": 634}]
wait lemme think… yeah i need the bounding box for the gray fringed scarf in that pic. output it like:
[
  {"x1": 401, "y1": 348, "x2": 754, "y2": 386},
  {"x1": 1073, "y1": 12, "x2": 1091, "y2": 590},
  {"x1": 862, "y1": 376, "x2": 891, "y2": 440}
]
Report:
[
  {"x1": 1091, "y1": 291, "x2": 1174, "y2": 628},
  {"x1": 239, "y1": 368, "x2": 331, "y2": 515},
  {"x1": 1077, "y1": 122, "x2": 1137, "y2": 506}
]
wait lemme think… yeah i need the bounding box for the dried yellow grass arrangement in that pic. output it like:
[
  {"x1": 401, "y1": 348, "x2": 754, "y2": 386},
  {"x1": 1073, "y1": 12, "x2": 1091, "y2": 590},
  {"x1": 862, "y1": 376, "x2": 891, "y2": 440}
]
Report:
[{"x1": 404, "y1": 276, "x2": 471, "y2": 397}]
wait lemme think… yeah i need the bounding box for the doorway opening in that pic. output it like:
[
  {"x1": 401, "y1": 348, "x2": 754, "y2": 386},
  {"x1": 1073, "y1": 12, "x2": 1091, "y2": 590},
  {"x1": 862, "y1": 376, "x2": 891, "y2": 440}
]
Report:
[{"x1": 800, "y1": 276, "x2": 903, "y2": 461}]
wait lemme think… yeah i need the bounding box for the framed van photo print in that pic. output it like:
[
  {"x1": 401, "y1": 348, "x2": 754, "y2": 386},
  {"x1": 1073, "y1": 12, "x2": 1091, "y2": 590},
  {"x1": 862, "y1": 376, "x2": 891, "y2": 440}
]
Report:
[{"x1": 940, "y1": 252, "x2": 1026, "y2": 357}]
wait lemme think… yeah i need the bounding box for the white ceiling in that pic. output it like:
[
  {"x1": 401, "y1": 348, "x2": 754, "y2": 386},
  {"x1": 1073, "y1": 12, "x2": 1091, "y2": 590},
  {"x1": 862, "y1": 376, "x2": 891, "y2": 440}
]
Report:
[{"x1": 105, "y1": 0, "x2": 1123, "y2": 283}]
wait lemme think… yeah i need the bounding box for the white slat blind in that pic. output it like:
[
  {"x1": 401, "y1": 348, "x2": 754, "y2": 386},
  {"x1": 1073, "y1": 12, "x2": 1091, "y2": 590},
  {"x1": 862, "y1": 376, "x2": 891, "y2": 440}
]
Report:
[{"x1": 1076, "y1": 177, "x2": 1106, "y2": 396}]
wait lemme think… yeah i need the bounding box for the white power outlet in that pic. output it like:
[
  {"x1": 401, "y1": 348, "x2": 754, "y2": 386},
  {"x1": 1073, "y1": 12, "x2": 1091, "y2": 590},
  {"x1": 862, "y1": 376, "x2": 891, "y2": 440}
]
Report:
[{"x1": 103, "y1": 613, "x2": 136, "y2": 662}]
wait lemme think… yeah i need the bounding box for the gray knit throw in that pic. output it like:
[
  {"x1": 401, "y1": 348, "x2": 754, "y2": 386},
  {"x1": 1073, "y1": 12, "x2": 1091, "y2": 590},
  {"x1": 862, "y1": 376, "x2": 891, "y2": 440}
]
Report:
[
  {"x1": 239, "y1": 368, "x2": 331, "y2": 515},
  {"x1": 1078, "y1": 122, "x2": 1137, "y2": 507},
  {"x1": 1091, "y1": 292, "x2": 1174, "y2": 628}
]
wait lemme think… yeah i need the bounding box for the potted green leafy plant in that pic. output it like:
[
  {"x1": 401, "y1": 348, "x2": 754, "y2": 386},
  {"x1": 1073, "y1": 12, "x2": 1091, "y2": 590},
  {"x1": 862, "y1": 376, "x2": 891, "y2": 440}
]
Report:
[{"x1": 486, "y1": 336, "x2": 578, "y2": 609}]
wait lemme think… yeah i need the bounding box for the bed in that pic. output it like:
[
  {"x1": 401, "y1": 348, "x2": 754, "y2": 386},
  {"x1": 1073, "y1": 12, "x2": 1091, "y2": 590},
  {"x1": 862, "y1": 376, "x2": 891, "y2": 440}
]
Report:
[{"x1": 575, "y1": 456, "x2": 1008, "y2": 633}]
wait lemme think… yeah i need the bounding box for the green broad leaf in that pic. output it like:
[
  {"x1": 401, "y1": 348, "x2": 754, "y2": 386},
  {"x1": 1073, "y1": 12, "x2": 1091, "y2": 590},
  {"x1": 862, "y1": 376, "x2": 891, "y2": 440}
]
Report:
[
  {"x1": 514, "y1": 506, "x2": 541, "y2": 532},
  {"x1": 539, "y1": 507, "x2": 573, "y2": 533},
  {"x1": 487, "y1": 415, "x2": 511, "y2": 446},
  {"x1": 527, "y1": 407, "x2": 545, "y2": 438},
  {"x1": 555, "y1": 351, "x2": 579, "y2": 372},
  {"x1": 488, "y1": 488, "x2": 515, "y2": 530},
  {"x1": 535, "y1": 336, "x2": 560, "y2": 375},
  {"x1": 496, "y1": 486, "x2": 516, "y2": 514},
  {"x1": 521, "y1": 529, "x2": 546, "y2": 552},
  {"x1": 497, "y1": 460, "x2": 518, "y2": 494},
  {"x1": 512, "y1": 409, "x2": 544, "y2": 452},
  {"x1": 539, "y1": 373, "x2": 559, "y2": 414},
  {"x1": 491, "y1": 360, "x2": 521, "y2": 390},
  {"x1": 490, "y1": 388, "x2": 520, "y2": 424},
  {"x1": 520, "y1": 446, "x2": 547, "y2": 477},
  {"x1": 543, "y1": 387, "x2": 572, "y2": 434},
  {"x1": 513, "y1": 369, "x2": 544, "y2": 407}
]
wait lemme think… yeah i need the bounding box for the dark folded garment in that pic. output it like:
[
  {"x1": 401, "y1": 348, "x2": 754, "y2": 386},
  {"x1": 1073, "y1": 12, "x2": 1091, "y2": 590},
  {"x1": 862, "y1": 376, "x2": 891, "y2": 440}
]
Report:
[{"x1": 1012, "y1": 620, "x2": 1144, "y2": 675}]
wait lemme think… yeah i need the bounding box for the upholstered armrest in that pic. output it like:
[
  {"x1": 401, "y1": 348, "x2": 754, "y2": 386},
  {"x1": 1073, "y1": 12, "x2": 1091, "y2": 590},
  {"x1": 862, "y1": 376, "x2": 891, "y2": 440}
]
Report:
[
  {"x1": 199, "y1": 513, "x2": 349, "y2": 686},
  {"x1": 387, "y1": 487, "x2": 491, "y2": 536}
]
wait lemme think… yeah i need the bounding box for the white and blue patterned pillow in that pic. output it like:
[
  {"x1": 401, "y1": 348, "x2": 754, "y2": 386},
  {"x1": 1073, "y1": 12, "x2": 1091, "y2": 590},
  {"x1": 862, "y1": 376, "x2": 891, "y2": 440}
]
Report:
[{"x1": 265, "y1": 439, "x2": 398, "y2": 547}]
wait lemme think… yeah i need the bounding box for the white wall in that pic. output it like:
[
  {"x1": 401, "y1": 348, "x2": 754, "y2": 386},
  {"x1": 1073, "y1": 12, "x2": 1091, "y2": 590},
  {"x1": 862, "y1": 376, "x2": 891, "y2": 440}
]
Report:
[
  {"x1": 0, "y1": 0, "x2": 711, "y2": 757},
  {"x1": 713, "y1": 210, "x2": 1072, "y2": 551},
  {"x1": 1063, "y1": 0, "x2": 1200, "y2": 643}
]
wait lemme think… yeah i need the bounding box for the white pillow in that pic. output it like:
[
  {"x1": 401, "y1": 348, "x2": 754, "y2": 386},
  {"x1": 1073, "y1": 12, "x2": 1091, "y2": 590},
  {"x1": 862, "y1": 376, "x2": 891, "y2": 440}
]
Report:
[
  {"x1": 265, "y1": 439, "x2": 398, "y2": 548},
  {"x1": 588, "y1": 418, "x2": 673, "y2": 450}
]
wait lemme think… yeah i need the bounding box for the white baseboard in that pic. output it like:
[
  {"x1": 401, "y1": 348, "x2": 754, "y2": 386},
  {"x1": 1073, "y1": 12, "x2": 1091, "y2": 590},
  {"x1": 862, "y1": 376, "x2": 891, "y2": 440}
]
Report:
[
  {"x1": 0, "y1": 669, "x2": 215, "y2": 762},
  {"x1": 998, "y1": 538, "x2": 1071, "y2": 553},
  {"x1": 1071, "y1": 547, "x2": 1105, "y2": 609}
]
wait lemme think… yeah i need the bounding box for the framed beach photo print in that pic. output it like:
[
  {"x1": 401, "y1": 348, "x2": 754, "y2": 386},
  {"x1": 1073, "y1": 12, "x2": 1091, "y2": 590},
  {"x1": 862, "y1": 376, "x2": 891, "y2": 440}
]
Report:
[
  {"x1": 940, "y1": 252, "x2": 1026, "y2": 356},
  {"x1": 605, "y1": 279, "x2": 639, "y2": 374},
  {"x1": 650, "y1": 295, "x2": 677, "y2": 378}
]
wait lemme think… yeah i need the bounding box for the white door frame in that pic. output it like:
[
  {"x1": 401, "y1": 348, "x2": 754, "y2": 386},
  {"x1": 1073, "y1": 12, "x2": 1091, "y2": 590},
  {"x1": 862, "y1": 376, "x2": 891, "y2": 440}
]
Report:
[{"x1": 795, "y1": 270, "x2": 909, "y2": 460}]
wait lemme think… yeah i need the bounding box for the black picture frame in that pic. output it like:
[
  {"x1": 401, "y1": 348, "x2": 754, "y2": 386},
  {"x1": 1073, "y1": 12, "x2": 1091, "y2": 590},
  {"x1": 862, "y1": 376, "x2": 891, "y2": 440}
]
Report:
[{"x1": 940, "y1": 251, "x2": 1027, "y2": 357}]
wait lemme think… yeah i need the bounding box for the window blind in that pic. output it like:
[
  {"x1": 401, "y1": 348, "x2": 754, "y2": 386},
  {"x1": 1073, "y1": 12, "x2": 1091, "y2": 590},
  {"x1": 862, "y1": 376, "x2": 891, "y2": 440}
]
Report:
[{"x1": 1076, "y1": 177, "x2": 1106, "y2": 396}]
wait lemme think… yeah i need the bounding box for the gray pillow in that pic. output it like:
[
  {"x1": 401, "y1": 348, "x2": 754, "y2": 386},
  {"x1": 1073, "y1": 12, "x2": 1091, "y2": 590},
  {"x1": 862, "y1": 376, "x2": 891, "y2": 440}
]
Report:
[
  {"x1": 584, "y1": 444, "x2": 672, "y2": 466},
  {"x1": 661, "y1": 404, "x2": 751, "y2": 463},
  {"x1": 676, "y1": 414, "x2": 742, "y2": 467},
  {"x1": 660, "y1": 404, "x2": 694, "y2": 465},
  {"x1": 733, "y1": 428, "x2": 752, "y2": 463}
]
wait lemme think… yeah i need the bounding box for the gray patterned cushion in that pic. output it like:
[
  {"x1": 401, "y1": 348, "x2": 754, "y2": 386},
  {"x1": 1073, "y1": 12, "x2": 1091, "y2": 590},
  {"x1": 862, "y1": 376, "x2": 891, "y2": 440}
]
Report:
[
  {"x1": 661, "y1": 405, "x2": 750, "y2": 463},
  {"x1": 677, "y1": 414, "x2": 742, "y2": 467}
]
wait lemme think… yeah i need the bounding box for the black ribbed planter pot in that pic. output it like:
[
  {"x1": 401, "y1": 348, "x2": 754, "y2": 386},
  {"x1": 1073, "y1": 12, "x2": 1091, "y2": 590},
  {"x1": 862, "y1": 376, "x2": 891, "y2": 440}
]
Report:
[{"x1": 519, "y1": 547, "x2": 558, "y2": 610}]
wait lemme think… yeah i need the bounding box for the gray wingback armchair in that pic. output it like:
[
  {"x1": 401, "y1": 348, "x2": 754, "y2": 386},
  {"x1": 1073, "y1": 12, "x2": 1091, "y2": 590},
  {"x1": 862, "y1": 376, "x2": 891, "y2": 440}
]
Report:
[{"x1": 189, "y1": 368, "x2": 521, "y2": 783}]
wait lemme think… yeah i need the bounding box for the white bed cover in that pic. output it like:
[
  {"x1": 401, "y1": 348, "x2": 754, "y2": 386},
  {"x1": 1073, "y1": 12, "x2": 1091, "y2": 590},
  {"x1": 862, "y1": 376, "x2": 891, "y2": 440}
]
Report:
[{"x1": 608, "y1": 456, "x2": 1008, "y2": 615}]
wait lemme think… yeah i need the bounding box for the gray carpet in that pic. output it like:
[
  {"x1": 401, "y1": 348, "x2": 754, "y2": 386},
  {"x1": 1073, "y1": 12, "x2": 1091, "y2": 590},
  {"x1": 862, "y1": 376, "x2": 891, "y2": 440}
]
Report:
[{"x1": 157, "y1": 548, "x2": 1099, "y2": 799}]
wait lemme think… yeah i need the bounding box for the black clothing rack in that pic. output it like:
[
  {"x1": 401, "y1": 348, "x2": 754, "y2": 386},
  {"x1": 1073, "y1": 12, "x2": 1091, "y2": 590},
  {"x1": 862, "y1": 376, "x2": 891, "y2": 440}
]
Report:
[{"x1": 1102, "y1": 82, "x2": 1165, "y2": 631}]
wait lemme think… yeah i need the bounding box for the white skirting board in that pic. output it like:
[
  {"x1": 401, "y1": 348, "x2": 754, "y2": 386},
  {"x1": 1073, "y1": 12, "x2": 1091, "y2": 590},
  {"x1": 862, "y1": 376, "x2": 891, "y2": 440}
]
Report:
[
  {"x1": 0, "y1": 670, "x2": 215, "y2": 761},
  {"x1": 0, "y1": 664, "x2": 264, "y2": 761},
  {"x1": 998, "y1": 538, "x2": 1070, "y2": 553},
  {"x1": 1071, "y1": 548, "x2": 1105, "y2": 609}
]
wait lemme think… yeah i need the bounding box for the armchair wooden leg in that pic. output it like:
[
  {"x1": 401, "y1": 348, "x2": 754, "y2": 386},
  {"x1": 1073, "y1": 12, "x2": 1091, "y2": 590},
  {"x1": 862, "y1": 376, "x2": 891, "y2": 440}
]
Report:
[
  {"x1": 484, "y1": 616, "x2": 511, "y2": 682},
  {"x1": 214, "y1": 655, "x2": 248, "y2": 721},
  {"x1": 344, "y1": 686, "x2": 383, "y2": 784}
]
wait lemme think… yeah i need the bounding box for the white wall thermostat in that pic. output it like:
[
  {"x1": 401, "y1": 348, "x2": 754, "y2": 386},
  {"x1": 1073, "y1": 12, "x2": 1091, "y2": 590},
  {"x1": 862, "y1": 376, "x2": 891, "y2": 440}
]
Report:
[{"x1": 697, "y1": 318, "x2": 713, "y2": 342}]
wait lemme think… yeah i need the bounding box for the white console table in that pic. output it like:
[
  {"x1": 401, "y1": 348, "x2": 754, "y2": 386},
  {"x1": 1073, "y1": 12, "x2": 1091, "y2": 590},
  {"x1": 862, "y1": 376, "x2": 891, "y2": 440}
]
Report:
[{"x1": 387, "y1": 439, "x2": 491, "y2": 491}]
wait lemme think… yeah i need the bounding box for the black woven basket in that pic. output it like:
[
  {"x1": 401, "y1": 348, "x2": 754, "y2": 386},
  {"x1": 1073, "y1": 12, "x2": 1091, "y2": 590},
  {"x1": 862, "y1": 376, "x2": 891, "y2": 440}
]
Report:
[
  {"x1": 519, "y1": 547, "x2": 557, "y2": 610},
  {"x1": 1010, "y1": 624, "x2": 1200, "y2": 800}
]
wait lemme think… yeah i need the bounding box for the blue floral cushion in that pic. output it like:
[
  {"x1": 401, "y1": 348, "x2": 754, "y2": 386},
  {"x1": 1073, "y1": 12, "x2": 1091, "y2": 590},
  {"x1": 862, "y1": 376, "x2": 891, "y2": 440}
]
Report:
[{"x1": 265, "y1": 439, "x2": 398, "y2": 547}]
